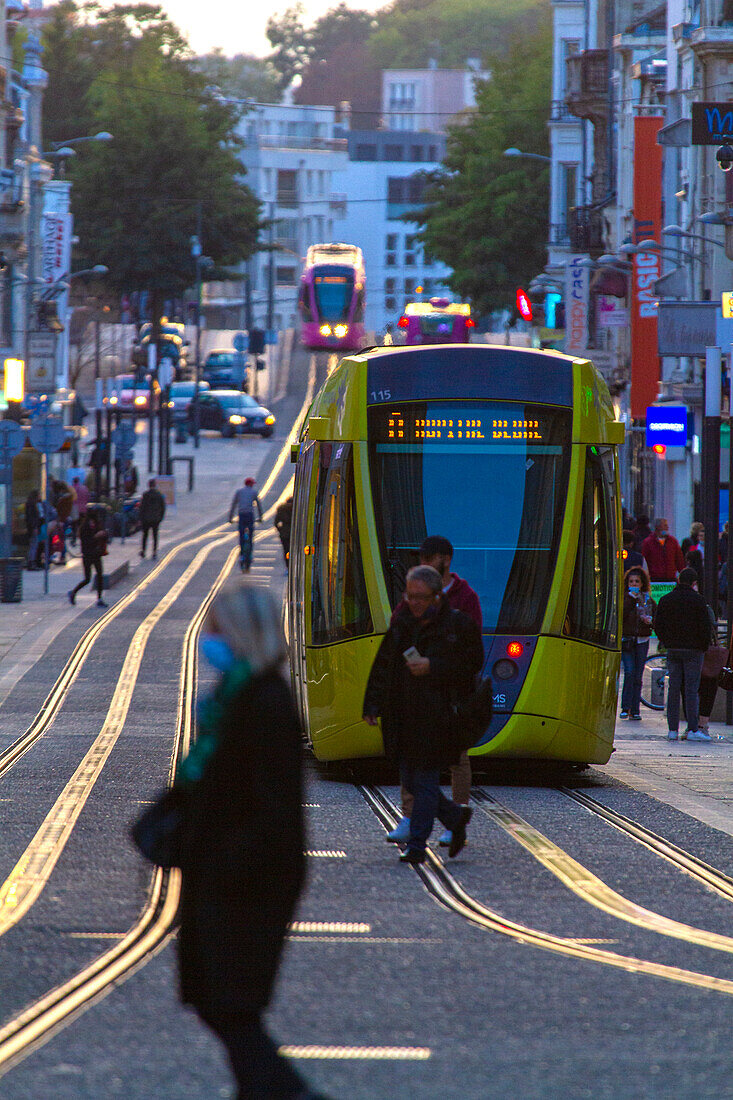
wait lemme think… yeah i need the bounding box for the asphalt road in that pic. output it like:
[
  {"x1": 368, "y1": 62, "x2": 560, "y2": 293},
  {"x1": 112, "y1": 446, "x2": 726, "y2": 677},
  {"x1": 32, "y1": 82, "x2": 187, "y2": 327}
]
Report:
[{"x1": 2, "y1": 347, "x2": 733, "y2": 1098}]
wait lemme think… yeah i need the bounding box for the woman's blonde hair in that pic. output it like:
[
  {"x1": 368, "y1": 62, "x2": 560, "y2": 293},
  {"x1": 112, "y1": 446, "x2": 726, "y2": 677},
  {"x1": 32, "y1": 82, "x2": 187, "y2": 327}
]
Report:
[{"x1": 206, "y1": 579, "x2": 286, "y2": 675}]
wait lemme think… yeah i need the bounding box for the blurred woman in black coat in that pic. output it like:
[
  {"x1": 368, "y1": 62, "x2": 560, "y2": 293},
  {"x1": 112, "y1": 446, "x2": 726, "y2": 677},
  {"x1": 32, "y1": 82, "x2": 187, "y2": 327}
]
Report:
[{"x1": 177, "y1": 582, "x2": 322, "y2": 1100}]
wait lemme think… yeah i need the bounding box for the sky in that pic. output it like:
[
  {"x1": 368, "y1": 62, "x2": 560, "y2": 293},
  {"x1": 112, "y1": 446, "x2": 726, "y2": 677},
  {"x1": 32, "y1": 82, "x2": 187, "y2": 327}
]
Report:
[{"x1": 159, "y1": 0, "x2": 384, "y2": 58}]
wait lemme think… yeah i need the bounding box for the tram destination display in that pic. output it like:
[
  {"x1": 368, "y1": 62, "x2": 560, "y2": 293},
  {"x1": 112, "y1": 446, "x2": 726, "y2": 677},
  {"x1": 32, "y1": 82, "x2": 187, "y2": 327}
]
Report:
[{"x1": 370, "y1": 404, "x2": 554, "y2": 444}]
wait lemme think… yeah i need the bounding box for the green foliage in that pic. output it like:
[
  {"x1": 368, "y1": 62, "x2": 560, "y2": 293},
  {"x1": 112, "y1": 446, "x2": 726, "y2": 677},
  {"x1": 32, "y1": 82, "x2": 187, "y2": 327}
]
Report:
[
  {"x1": 368, "y1": 0, "x2": 549, "y2": 69},
  {"x1": 266, "y1": 2, "x2": 377, "y2": 90},
  {"x1": 412, "y1": 20, "x2": 552, "y2": 317},
  {"x1": 42, "y1": 2, "x2": 260, "y2": 296},
  {"x1": 193, "y1": 50, "x2": 281, "y2": 103}
]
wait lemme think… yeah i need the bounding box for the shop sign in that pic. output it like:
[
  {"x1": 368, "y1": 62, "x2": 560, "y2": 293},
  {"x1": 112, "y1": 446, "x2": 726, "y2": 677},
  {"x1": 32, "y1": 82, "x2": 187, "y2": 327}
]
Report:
[
  {"x1": 631, "y1": 116, "x2": 664, "y2": 418},
  {"x1": 646, "y1": 405, "x2": 688, "y2": 448},
  {"x1": 691, "y1": 102, "x2": 733, "y2": 144},
  {"x1": 564, "y1": 255, "x2": 590, "y2": 355}
]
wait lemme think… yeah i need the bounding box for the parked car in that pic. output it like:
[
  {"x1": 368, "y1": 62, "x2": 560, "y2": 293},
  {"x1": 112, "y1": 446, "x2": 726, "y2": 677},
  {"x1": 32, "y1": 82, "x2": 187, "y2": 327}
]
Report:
[
  {"x1": 166, "y1": 380, "x2": 210, "y2": 421},
  {"x1": 109, "y1": 374, "x2": 160, "y2": 415},
  {"x1": 203, "y1": 348, "x2": 248, "y2": 391},
  {"x1": 190, "y1": 389, "x2": 275, "y2": 438}
]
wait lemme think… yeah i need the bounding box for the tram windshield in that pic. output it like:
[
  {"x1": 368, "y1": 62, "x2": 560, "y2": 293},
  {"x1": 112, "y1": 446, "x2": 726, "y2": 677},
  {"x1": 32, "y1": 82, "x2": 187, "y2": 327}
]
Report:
[
  {"x1": 368, "y1": 401, "x2": 572, "y2": 634},
  {"x1": 313, "y1": 266, "x2": 354, "y2": 321}
]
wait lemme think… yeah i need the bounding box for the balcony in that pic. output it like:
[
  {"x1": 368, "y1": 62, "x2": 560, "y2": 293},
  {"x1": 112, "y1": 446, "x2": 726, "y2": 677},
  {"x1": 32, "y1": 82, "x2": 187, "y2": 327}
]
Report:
[
  {"x1": 568, "y1": 205, "x2": 605, "y2": 254},
  {"x1": 549, "y1": 99, "x2": 580, "y2": 123},
  {"x1": 565, "y1": 49, "x2": 609, "y2": 123},
  {"x1": 690, "y1": 23, "x2": 733, "y2": 59},
  {"x1": 276, "y1": 189, "x2": 298, "y2": 209}
]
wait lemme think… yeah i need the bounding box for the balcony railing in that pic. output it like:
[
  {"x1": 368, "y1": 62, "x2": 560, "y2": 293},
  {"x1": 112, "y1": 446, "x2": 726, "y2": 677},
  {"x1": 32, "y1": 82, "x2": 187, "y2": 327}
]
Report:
[
  {"x1": 550, "y1": 99, "x2": 580, "y2": 122},
  {"x1": 568, "y1": 205, "x2": 605, "y2": 253},
  {"x1": 276, "y1": 189, "x2": 298, "y2": 208},
  {"x1": 565, "y1": 50, "x2": 609, "y2": 120}
]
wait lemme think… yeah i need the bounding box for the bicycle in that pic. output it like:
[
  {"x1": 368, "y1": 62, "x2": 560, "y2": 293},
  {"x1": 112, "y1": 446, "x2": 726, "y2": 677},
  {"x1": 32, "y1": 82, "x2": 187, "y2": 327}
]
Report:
[{"x1": 640, "y1": 651, "x2": 666, "y2": 711}]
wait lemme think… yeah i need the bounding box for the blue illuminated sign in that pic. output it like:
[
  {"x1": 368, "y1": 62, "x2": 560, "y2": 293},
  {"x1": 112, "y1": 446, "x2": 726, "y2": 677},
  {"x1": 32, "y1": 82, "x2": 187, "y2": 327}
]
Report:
[{"x1": 646, "y1": 405, "x2": 688, "y2": 447}]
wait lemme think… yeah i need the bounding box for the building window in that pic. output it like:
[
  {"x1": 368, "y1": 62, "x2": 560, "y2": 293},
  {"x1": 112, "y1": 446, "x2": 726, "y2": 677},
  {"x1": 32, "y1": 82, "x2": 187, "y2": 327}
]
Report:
[
  {"x1": 356, "y1": 143, "x2": 377, "y2": 160},
  {"x1": 410, "y1": 145, "x2": 423, "y2": 161},
  {"x1": 385, "y1": 144, "x2": 404, "y2": 161},
  {"x1": 428, "y1": 145, "x2": 437, "y2": 160},
  {"x1": 385, "y1": 296, "x2": 397, "y2": 312},
  {"x1": 387, "y1": 178, "x2": 405, "y2": 204},
  {"x1": 560, "y1": 39, "x2": 581, "y2": 96},
  {"x1": 276, "y1": 266, "x2": 296, "y2": 285},
  {"x1": 277, "y1": 169, "x2": 298, "y2": 207},
  {"x1": 385, "y1": 234, "x2": 398, "y2": 251},
  {"x1": 405, "y1": 235, "x2": 418, "y2": 265},
  {"x1": 385, "y1": 277, "x2": 396, "y2": 293},
  {"x1": 404, "y1": 278, "x2": 415, "y2": 295}
]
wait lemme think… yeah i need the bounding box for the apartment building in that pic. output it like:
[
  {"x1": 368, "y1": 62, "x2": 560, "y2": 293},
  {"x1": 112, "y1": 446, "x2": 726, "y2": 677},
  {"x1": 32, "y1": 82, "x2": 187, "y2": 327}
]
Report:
[{"x1": 381, "y1": 62, "x2": 488, "y2": 132}]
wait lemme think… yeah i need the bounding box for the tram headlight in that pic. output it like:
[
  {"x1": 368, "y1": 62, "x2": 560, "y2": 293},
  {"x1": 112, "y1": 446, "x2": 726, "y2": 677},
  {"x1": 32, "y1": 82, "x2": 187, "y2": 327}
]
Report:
[
  {"x1": 319, "y1": 324, "x2": 332, "y2": 337},
  {"x1": 493, "y1": 659, "x2": 518, "y2": 681},
  {"x1": 334, "y1": 324, "x2": 348, "y2": 338}
]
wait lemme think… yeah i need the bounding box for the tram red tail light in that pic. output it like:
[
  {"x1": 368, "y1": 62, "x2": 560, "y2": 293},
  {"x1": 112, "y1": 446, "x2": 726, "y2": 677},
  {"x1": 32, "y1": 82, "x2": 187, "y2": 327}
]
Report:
[
  {"x1": 506, "y1": 641, "x2": 524, "y2": 658},
  {"x1": 398, "y1": 316, "x2": 409, "y2": 328},
  {"x1": 466, "y1": 318, "x2": 476, "y2": 328}
]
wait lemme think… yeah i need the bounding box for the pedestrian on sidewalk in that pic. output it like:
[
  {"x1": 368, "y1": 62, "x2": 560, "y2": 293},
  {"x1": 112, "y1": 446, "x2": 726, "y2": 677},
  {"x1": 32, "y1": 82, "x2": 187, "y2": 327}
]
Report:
[
  {"x1": 176, "y1": 582, "x2": 326, "y2": 1100},
  {"x1": 622, "y1": 530, "x2": 645, "y2": 571},
  {"x1": 68, "y1": 511, "x2": 108, "y2": 608},
  {"x1": 620, "y1": 567, "x2": 655, "y2": 721},
  {"x1": 139, "y1": 478, "x2": 166, "y2": 560},
  {"x1": 229, "y1": 477, "x2": 263, "y2": 571},
  {"x1": 642, "y1": 518, "x2": 685, "y2": 582},
  {"x1": 654, "y1": 567, "x2": 712, "y2": 742},
  {"x1": 274, "y1": 495, "x2": 293, "y2": 569},
  {"x1": 24, "y1": 489, "x2": 41, "y2": 570},
  {"x1": 386, "y1": 535, "x2": 484, "y2": 849},
  {"x1": 70, "y1": 476, "x2": 90, "y2": 545},
  {"x1": 363, "y1": 565, "x2": 483, "y2": 864}
]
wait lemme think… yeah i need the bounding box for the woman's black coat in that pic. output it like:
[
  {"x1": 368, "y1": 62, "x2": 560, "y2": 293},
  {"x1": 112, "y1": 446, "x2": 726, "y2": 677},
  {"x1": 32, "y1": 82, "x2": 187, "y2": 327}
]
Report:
[
  {"x1": 178, "y1": 670, "x2": 304, "y2": 1022},
  {"x1": 363, "y1": 600, "x2": 484, "y2": 769}
]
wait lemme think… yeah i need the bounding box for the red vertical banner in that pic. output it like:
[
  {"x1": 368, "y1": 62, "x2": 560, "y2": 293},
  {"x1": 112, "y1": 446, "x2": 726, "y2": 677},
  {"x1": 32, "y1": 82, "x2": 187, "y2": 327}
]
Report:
[{"x1": 631, "y1": 116, "x2": 664, "y2": 419}]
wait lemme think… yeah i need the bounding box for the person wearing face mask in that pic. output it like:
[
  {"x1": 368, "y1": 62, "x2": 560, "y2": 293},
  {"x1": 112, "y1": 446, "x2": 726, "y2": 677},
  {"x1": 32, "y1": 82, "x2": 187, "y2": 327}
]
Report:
[
  {"x1": 654, "y1": 568, "x2": 713, "y2": 742},
  {"x1": 175, "y1": 581, "x2": 327, "y2": 1100},
  {"x1": 620, "y1": 568, "x2": 656, "y2": 720},
  {"x1": 642, "y1": 517, "x2": 685, "y2": 582}
]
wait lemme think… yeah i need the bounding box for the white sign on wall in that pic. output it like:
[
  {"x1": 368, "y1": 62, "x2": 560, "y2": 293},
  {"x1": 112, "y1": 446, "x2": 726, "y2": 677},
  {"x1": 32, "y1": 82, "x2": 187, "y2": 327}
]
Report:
[
  {"x1": 41, "y1": 212, "x2": 72, "y2": 285},
  {"x1": 564, "y1": 254, "x2": 590, "y2": 355}
]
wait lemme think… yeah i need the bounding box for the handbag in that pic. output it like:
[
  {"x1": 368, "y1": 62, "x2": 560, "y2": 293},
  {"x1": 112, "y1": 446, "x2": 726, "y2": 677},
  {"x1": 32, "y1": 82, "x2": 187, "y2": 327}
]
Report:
[
  {"x1": 703, "y1": 644, "x2": 728, "y2": 679},
  {"x1": 131, "y1": 786, "x2": 188, "y2": 868},
  {"x1": 451, "y1": 677, "x2": 494, "y2": 754}
]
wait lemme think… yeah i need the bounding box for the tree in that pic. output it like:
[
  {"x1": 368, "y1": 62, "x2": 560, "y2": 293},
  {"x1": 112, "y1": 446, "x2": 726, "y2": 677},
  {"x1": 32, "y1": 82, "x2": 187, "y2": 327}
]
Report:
[
  {"x1": 368, "y1": 0, "x2": 548, "y2": 70},
  {"x1": 194, "y1": 50, "x2": 282, "y2": 103},
  {"x1": 412, "y1": 20, "x2": 552, "y2": 317},
  {"x1": 293, "y1": 5, "x2": 380, "y2": 125},
  {"x1": 42, "y1": 3, "x2": 261, "y2": 299},
  {"x1": 265, "y1": 3, "x2": 310, "y2": 90}
]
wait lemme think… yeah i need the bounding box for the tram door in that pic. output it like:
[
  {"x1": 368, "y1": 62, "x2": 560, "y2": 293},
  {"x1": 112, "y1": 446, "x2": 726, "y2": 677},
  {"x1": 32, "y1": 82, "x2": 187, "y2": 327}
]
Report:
[{"x1": 289, "y1": 441, "x2": 316, "y2": 733}]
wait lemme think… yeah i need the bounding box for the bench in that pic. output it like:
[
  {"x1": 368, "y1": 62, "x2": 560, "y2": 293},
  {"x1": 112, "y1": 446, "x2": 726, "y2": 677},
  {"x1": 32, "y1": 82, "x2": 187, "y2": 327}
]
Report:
[{"x1": 172, "y1": 455, "x2": 195, "y2": 492}]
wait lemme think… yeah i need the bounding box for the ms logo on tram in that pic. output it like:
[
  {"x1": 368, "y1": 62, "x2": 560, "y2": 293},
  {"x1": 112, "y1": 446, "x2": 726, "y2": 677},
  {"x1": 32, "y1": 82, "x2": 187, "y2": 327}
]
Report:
[{"x1": 287, "y1": 344, "x2": 625, "y2": 767}]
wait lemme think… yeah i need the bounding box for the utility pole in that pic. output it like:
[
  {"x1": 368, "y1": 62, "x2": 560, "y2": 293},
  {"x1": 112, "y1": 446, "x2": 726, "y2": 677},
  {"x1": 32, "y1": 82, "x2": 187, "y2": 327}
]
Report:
[
  {"x1": 267, "y1": 201, "x2": 275, "y2": 335},
  {"x1": 191, "y1": 212, "x2": 202, "y2": 450},
  {"x1": 703, "y1": 347, "x2": 721, "y2": 606}
]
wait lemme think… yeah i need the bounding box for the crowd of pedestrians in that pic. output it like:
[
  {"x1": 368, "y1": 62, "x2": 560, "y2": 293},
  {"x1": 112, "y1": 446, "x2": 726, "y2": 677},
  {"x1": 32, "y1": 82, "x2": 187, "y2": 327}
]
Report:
[{"x1": 622, "y1": 509, "x2": 728, "y2": 744}]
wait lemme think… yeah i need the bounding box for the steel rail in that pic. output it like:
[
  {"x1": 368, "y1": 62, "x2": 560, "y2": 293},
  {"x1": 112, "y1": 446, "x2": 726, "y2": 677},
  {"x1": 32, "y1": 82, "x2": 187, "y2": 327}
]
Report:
[
  {"x1": 0, "y1": 349, "x2": 317, "y2": 783},
  {"x1": 470, "y1": 787, "x2": 733, "y2": 955},
  {"x1": 0, "y1": 542, "x2": 239, "y2": 1074},
  {"x1": 560, "y1": 787, "x2": 733, "y2": 903},
  {"x1": 358, "y1": 784, "x2": 733, "y2": 997}
]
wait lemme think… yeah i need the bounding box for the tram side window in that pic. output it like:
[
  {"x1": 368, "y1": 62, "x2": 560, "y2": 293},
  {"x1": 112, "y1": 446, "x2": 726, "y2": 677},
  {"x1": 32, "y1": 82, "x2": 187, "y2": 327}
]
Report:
[
  {"x1": 311, "y1": 442, "x2": 372, "y2": 645},
  {"x1": 298, "y1": 283, "x2": 313, "y2": 322},
  {"x1": 564, "y1": 447, "x2": 618, "y2": 647}
]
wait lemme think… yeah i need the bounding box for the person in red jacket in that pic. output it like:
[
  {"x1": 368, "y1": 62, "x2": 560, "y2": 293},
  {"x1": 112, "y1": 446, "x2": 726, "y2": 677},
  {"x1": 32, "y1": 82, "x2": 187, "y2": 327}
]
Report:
[
  {"x1": 386, "y1": 535, "x2": 483, "y2": 848},
  {"x1": 642, "y1": 518, "x2": 685, "y2": 581}
]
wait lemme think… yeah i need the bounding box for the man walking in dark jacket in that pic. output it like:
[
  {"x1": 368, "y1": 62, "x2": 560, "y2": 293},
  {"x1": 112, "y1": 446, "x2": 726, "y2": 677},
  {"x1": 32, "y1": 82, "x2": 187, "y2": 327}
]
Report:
[
  {"x1": 139, "y1": 478, "x2": 166, "y2": 560},
  {"x1": 655, "y1": 567, "x2": 713, "y2": 742},
  {"x1": 387, "y1": 535, "x2": 483, "y2": 848},
  {"x1": 363, "y1": 565, "x2": 484, "y2": 864}
]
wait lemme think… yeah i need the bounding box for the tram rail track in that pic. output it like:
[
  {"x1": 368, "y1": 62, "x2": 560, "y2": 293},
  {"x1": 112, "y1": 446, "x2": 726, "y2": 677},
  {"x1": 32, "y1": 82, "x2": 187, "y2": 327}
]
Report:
[
  {"x1": 358, "y1": 783, "x2": 733, "y2": 998},
  {"x1": 0, "y1": 542, "x2": 239, "y2": 1074},
  {"x1": 0, "y1": 352, "x2": 319, "y2": 1072}
]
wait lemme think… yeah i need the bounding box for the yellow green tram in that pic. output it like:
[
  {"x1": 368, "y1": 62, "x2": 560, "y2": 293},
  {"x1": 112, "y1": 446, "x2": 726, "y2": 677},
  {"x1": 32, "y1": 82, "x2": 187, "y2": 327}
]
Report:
[{"x1": 287, "y1": 344, "x2": 625, "y2": 765}]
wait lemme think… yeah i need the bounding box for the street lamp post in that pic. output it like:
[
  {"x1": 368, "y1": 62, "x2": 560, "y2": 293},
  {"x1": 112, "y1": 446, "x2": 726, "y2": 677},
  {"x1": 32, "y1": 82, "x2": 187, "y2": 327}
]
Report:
[{"x1": 502, "y1": 147, "x2": 552, "y2": 164}]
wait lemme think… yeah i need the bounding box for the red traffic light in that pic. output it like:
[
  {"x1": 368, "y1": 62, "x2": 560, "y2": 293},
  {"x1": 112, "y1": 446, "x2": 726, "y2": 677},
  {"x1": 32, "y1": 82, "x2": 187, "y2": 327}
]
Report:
[{"x1": 516, "y1": 289, "x2": 533, "y2": 322}]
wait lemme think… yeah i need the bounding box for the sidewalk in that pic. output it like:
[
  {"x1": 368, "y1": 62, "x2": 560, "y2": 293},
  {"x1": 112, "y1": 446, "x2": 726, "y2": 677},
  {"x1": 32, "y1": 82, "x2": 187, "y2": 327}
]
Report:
[{"x1": 0, "y1": 421, "x2": 285, "y2": 705}]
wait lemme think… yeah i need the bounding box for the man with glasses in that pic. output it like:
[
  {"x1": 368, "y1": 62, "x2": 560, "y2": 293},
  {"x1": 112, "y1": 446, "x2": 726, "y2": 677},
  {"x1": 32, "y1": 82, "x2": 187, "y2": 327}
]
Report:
[{"x1": 363, "y1": 565, "x2": 483, "y2": 864}]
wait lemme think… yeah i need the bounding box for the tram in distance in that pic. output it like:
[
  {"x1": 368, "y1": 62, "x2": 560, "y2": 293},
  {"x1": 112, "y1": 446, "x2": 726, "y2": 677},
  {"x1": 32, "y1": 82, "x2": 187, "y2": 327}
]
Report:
[
  {"x1": 287, "y1": 343, "x2": 625, "y2": 766},
  {"x1": 298, "y1": 243, "x2": 366, "y2": 351},
  {"x1": 398, "y1": 298, "x2": 475, "y2": 345}
]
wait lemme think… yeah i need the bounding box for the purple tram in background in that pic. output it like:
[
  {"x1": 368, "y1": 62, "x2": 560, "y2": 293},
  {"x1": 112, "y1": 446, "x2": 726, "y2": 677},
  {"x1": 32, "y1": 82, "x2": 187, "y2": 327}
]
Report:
[
  {"x1": 299, "y1": 243, "x2": 366, "y2": 351},
  {"x1": 398, "y1": 298, "x2": 475, "y2": 345}
]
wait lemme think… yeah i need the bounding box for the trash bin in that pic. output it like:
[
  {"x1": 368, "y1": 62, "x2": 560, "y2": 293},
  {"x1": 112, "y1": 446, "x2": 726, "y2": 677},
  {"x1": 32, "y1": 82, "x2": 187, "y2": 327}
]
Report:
[{"x1": 0, "y1": 558, "x2": 23, "y2": 602}]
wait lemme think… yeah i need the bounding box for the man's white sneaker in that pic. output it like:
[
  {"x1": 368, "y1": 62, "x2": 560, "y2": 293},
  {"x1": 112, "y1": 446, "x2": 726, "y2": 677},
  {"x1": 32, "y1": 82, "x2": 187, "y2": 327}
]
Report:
[
  {"x1": 687, "y1": 729, "x2": 713, "y2": 742},
  {"x1": 667, "y1": 731, "x2": 678, "y2": 741},
  {"x1": 386, "y1": 817, "x2": 410, "y2": 843}
]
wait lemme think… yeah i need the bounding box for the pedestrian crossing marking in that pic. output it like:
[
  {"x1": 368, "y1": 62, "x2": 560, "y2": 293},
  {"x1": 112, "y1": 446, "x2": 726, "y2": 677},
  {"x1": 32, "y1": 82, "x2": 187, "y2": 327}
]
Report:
[
  {"x1": 304, "y1": 850, "x2": 347, "y2": 858},
  {"x1": 280, "y1": 1046, "x2": 431, "y2": 1060},
  {"x1": 289, "y1": 921, "x2": 370, "y2": 933}
]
